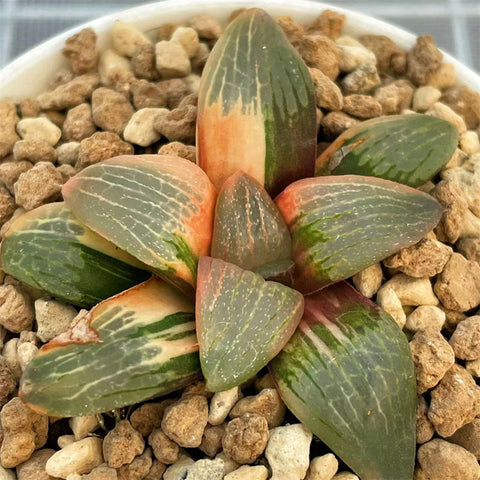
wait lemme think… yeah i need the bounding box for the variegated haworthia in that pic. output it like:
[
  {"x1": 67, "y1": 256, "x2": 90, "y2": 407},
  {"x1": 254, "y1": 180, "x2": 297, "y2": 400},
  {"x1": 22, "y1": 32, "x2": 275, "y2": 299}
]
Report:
[
  {"x1": 196, "y1": 257, "x2": 304, "y2": 391},
  {"x1": 1, "y1": 202, "x2": 150, "y2": 307},
  {"x1": 270, "y1": 282, "x2": 416, "y2": 480},
  {"x1": 211, "y1": 171, "x2": 294, "y2": 279},
  {"x1": 275, "y1": 175, "x2": 443, "y2": 294},
  {"x1": 62, "y1": 155, "x2": 217, "y2": 294},
  {"x1": 315, "y1": 114, "x2": 458, "y2": 187},
  {"x1": 20, "y1": 278, "x2": 200, "y2": 416},
  {"x1": 197, "y1": 8, "x2": 316, "y2": 196}
]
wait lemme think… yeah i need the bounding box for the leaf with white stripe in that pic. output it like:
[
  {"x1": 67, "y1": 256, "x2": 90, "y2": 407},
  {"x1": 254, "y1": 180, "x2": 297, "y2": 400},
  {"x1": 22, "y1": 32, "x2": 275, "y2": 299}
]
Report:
[
  {"x1": 62, "y1": 155, "x2": 217, "y2": 294},
  {"x1": 1, "y1": 202, "x2": 150, "y2": 307},
  {"x1": 270, "y1": 282, "x2": 416, "y2": 480},
  {"x1": 211, "y1": 171, "x2": 293, "y2": 280},
  {"x1": 20, "y1": 278, "x2": 200, "y2": 416},
  {"x1": 275, "y1": 175, "x2": 443, "y2": 294},
  {"x1": 196, "y1": 257, "x2": 304, "y2": 391},
  {"x1": 197, "y1": 8, "x2": 316, "y2": 196},
  {"x1": 316, "y1": 114, "x2": 458, "y2": 187}
]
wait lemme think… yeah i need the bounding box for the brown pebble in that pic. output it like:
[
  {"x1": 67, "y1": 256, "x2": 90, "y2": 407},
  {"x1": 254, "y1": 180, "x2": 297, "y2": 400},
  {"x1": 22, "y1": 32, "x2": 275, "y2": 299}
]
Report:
[
  {"x1": 359, "y1": 34, "x2": 399, "y2": 74},
  {"x1": 321, "y1": 111, "x2": 360, "y2": 140},
  {"x1": 416, "y1": 395, "x2": 435, "y2": 444},
  {"x1": 306, "y1": 10, "x2": 345, "y2": 39},
  {"x1": 13, "y1": 140, "x2": 57, "y2": 164},
  {"x1": 407, "y1": 35, "x2": 443, "y2": 86},
  {"x1": 158, "y1": 142, "x2": 196, "y2": 162},
  {"x1": 76, "y1": 132, "x2": 134, "y2": 169},
  {"x1": 130, "y1": 400, "x2": 175, "y2": 437},
  {"x1": 131, "y1": 44, "x2": 158, "y2": 81},
  {"x1": 148, "y1": 428, "x2": 179, "y2": 464},
  {"x1": 91, "y1": 87, "x2": 134, "y2": 135},
  {"x1": 441, "y1": 86, "x2": 480, "y2": 130},
  {"x1": 63, "y1": 103, "x2": 96, "y2": 142},
  {"x1": 103, "y1": 420, "x2": 144, "y2": 468},
  {"x1": 62, "y1": 28, "x2": 99, "y2": 74},
  {"x1": 222, "y1": 413, "x2": 269, "y2": 465},
  {"x1": 199, "y1": 424, "x2": 225, "y2": 458},
  {"x1": 342, "y1": 94, "x2": 382, "y2": 119},
  {"x1": 161, "y1": 394, "x2": 208, "y2": 448},
  {"x1": 299, "y1": 35, "x2": 342, "y2": 80}
]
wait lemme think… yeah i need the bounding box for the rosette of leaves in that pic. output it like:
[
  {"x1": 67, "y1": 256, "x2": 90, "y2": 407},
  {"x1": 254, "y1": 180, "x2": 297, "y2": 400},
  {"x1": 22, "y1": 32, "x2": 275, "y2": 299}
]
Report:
[{"x1": 12, "y1": 8, "x2": 453, "y2": 480}]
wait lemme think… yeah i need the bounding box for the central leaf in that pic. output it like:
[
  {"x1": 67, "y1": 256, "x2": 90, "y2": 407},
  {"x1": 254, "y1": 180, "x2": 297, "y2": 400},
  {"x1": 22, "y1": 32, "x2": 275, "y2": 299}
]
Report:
[
  {"x1": 196, "y1": 256, "x2": 304, "y2": 391},
  {"x1": 211, "y1": 171, "x2": 293, "y2": 279}
]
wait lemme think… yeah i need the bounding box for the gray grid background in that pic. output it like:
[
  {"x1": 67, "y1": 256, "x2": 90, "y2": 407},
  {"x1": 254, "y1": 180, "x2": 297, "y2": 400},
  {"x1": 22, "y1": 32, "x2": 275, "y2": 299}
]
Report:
[{"x1": 0, "y1": 0, "x2": 479, "y2": 72}]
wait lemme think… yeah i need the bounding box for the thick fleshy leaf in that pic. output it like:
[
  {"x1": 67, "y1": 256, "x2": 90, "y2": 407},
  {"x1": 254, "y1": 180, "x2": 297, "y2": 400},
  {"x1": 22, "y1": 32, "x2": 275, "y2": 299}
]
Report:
[
  {"x1": 197, "y1": 8, "x2": 316, "y2": 197},
  {"x1": 62, "y1": 155, "x2": 216, "y2": 294},
  {"x1": 20, "y1": 278, "x2": 200, "y2": 416},
  {"x1": 316, "y1": 114, "x2": 458, "y2": 187},
  {"x1": 275, "y1": 175, "x2": 443, "y2": 294},
  {"x1": 211, "y1": 171, "x2": 293, "y2": 279},
  {"x1": 270, "y1": 282, "x2": 416, "y2": 480},
  {"x1": 1, "y1": 202, "x2": 150, "y2": 308},
  {"x1": 196, "y1": 257, "x2": 304, "y2": 391}
]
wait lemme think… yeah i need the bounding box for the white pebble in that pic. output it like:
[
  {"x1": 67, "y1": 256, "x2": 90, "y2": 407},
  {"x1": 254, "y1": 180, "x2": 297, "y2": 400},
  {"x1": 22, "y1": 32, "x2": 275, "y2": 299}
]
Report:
[
  {"x1": 460, "y1": 131, "x2": 480, "y2": 155},
  {"x1": 208, "y1": 387, "x2": 241, "y2": 425},
  {"x1": 17, "y1": 117, "x2": 61, "y2": 146},
  {"x1": 164, "y1": 455, "x2": 195, "y2": 480},
  {"x1": 405, "y1": 306, "x2": 446, "y2": 332},
  {"x1": 413, "y1": 86, "x2": 441, "y2": 112},
  {"x1": 98, "y1": 49, "x2": 133, "y2": 87},
  {"x1": 352, "y1": 263, "x2": 383, "y2": 298},
  {"x1": 123, "y1": 108, "x2": 166, "y2": 147},
  {"x1": 171, "y1": 27, "x2": 200, "y2": 58},
  {"x1": 112, "y1": 20, "x2": 151, "y2": 57},
  {"x1": 155, "y1": 40, "x2": 191, "y2": 78},
  {"x1": 0, "y1": 466, "x2": 15, "y2": 480},
  {"x1": 58, "y1": 435, "x2": 76, "y2": 449},
  {"x1": 333, "y1": 473, "x2": 359, "y2": 480},
  {"x1": 225, "y1": 465, "x2": 269, "y2": 480},
  {"x1": 17, "y1": 341, "x2": 38, "y2": 371},
  {"x1": 184, "y1": 74, "x2": 201, "y2": 94},
  {"x1": 265, "y1": 424, "x2": 312, "y2": 480},
  {"x1": 69, "y1": 415, "x2": 100, "y2": 440},
  {"x1": 185, "y1": 458, "x2": 224, "y2": 480},
  {"x1": 56, "y1": 142, "x2": 80, "y2": 166},
  {"x1": 35, "y1": 299, "x2": 77, "y2": 342},
  {"x1": 376, "y1": 285, "x2": 406, "y2": 329},
  {"x1": 306, "y1": 453, "x2": 339, "y2": 480},
  {"x1": 215, "y1": 452, "x2": 239, "y2": 475},
  {"x1": 427, "y1": 102, "x2": 467, "y2": 134},
  {"x1": 2, "y1": 338, "x2": 20, "y2": 380},
  {"x1": 381, "y1": 274, "x2": 439, "y2": 307},
  {"x1": 338, "y1": 45, "x2": 376, "y2": 73},
  {"x1": 46, "y1": 437, "x2": 104, "y2": 478}
]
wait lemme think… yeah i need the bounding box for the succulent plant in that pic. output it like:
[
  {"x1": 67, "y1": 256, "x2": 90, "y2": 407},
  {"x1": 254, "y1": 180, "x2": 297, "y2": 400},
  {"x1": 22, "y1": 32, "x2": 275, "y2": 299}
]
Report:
[{"x1": 5, "y1": 8, "x2": 456, "y2": 480}]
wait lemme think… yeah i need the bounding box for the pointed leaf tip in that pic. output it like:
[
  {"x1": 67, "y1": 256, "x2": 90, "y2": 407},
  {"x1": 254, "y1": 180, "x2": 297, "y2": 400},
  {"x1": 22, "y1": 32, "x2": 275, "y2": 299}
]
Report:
[
  {"x1": 196, "y1": 257, "x2": 304, "y2": 391},
  {"x1": 275, "y1": 175, "x2": 443, "y2": 293},
  {"x1": 211, "y1": 171, "x2": 292, "y2": 278},
  {"x1": 270, "y1": 281, "x2": 416, "y2": 480},
  {"x1": 197, "y1": 8, "x2": 316, "y2": 196}
]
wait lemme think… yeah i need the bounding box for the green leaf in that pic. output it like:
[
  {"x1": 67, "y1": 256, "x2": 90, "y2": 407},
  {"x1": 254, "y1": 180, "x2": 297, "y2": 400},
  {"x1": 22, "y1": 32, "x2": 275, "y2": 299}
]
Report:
[
  {"x1": 275, "y1": 175, "x2": 443, "y2": 294},
  {"x1": 62, "y1": 155, "x2": 217, "y2": 294},
  {"x1": 197, "y1": 8, "x2": 316, "y2": 197},
  {"x1": 20, "y1": 278, "x2": 200, "y2": 416},
  {"x1": 196, "y1": 257, "x2": 304, "y2": 391},
  {"x1": 315, "y1": 114, "x2": 458, "y2": 187},
  {"x1": 211, "y1": 171, "x2": 293, "y2": 278},
  {"x1": 270, "y1": 282, "x2": 416, "y2": 480},
  {"x1": 1, "y1": 202, "x2": 150, "y2": 308}
]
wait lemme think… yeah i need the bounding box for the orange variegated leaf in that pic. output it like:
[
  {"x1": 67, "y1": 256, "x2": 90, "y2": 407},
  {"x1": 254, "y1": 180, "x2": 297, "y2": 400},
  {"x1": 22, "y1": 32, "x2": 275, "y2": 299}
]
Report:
[
  {"x1": 197, "y1": 8, "x2": 316, "y2": 196},
  {"x1": 62, "y1": 155, "x2": 216, "y2": 293}
]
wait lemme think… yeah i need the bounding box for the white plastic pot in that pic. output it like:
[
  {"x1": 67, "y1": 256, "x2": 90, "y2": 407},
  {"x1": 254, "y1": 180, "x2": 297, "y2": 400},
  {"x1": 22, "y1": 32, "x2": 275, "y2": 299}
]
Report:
[{"x1": 0, "y1": 0, "x2": 479, "y2": 101}]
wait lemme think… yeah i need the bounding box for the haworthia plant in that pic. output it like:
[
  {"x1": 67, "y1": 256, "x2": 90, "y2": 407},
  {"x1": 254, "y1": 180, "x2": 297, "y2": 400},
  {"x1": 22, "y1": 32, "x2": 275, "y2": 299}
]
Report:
[
  {"x1": 196, "y1": 257, "x2": 304, "y2": 391},
  {"x1": 20, "y1": 278, "x2": 200, "y2": 416},
  {"x1": 315, "y1": 114, "x2": 458, "y2": 187},
  {"x1": 197, "y1": 8, "x2": 316, "y2": 197},
  {"x1": 275, "y1": 175, "x2": 443, "y2": 294},
  {"x1": 1, "y1": 202, "x2": 150, "y2": 308},
  {"x1": 270, "y1": 282, "x2": 416, "y2": 480},
  {"x1": 211, "y1": 171, "x2": 294, "y2": 280},
  {"x1": 62, "y1": 155, "x2": 217, "y2": 294}
]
